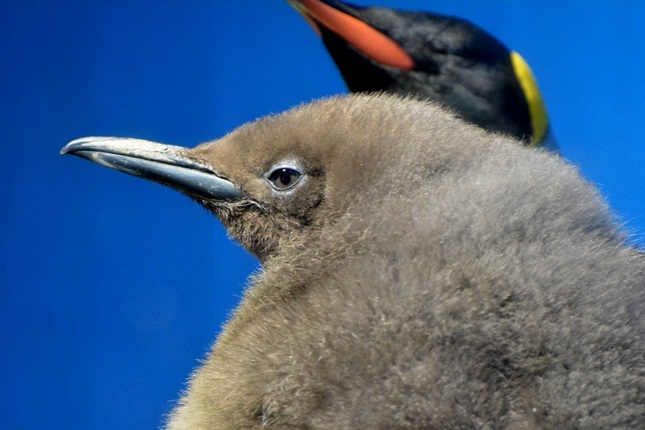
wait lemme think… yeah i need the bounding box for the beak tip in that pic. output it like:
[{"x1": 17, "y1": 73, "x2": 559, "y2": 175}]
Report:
[
  {"x1": 60, "y1": 142, "x2": 75, "y2": 155},
  {"x1": 60, "y1": 139, "x2": 81, "y2": 156},
  {"x1": 60, "y1": 136, "x2": 107, "y2": 156}
]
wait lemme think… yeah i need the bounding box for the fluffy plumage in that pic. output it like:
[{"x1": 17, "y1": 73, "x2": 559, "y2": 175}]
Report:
[{"x1": 62, "y1": 94, "x2": 644, "y2": 429}]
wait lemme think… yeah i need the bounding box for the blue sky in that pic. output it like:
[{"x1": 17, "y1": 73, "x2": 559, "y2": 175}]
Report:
[{"x1": 2, "y1": 1, "x2": 644, "y2": 428}]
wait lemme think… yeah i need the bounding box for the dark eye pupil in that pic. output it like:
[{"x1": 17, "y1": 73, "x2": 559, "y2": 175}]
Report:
[
  {"x1": 279, "y1": 170, "x2": 293, "y2": 186},
  {"x1": 269, "y1": 168, "x2": 301, "y2": 190}
]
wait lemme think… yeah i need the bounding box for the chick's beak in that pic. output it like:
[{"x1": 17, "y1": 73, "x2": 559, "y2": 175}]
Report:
[{"x1": 61, "y1": 137, "x2": 245, "y2": 201}]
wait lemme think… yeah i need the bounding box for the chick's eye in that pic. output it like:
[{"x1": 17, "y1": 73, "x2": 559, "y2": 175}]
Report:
[{"x1": 268, "y1": 167, "x2": 302, "y2": 190}]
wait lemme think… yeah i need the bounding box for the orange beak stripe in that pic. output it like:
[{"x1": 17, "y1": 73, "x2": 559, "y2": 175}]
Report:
[{"x1": 297, "y1": 0, "x2": 415, "y2": 70}]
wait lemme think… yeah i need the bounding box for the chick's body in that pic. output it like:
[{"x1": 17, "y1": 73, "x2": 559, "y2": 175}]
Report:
[{"x1": 164, "y1": 96, "x2": 644, "y2": 429}]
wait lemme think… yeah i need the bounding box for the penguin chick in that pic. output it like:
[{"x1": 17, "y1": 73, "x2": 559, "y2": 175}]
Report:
[
  {"x1": 288, "y1": 0, "x2": 554, "y2": 148},
  {"x1": 61, "y1": 94, "x2": 643, "y2": 429}
]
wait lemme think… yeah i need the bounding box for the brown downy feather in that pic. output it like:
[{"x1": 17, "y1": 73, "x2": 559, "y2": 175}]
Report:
[{"x1": 162, "y1": 95, "x2": 644, "y2": 429}]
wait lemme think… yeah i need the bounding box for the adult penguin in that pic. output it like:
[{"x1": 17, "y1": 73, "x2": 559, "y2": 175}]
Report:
[
  {"x1": 62, "y1": 94, "x2": 643, "y2": 429},
  {"x1": 287, "y1": 0, "x2": 556, "y2": 149}
]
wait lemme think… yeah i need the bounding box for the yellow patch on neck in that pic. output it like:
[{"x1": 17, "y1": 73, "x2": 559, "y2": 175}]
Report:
[{"x1": 511, "y1": 51, "x2": 549, "y2": 145}]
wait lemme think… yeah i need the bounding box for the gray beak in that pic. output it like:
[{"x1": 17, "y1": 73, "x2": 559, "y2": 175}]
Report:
[{"x1": 61, "y1": 137, "x2": 245, "y2": 201}]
